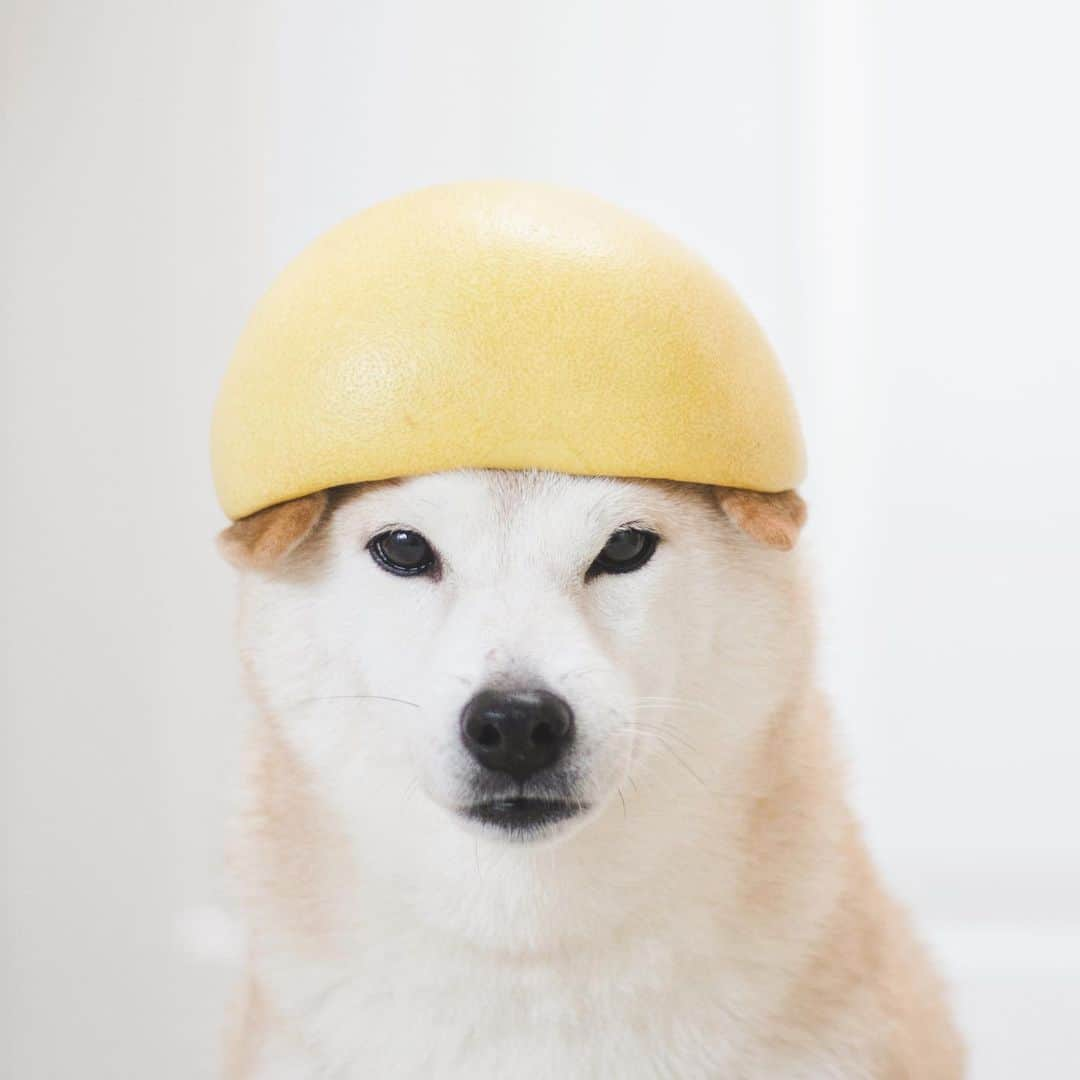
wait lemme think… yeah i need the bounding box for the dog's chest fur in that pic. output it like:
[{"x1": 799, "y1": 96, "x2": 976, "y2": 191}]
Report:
[{"x1": 253, "y1": 906, "x2": 809, "y2": 1079}]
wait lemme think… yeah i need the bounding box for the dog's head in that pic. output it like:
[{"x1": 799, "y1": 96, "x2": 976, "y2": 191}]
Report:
[{"x1": 221, "y1": 470, "x2": 808, "y2": 920}]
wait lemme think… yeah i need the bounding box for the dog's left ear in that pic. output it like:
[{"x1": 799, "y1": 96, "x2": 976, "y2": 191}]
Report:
[
  {"x1": 714, "y1": 488, "x2": 807, "y2": 551},
  {"x1": 217, "y1": 490, "x2": 330, "y2": 571}
]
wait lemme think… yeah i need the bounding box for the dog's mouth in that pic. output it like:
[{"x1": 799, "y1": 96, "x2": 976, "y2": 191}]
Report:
[{"x1": 462, "y1": 797, "x2": 588, "y2": 836}]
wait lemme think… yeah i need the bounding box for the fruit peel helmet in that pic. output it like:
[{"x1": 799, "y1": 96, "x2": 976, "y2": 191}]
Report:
[{"x1": 212, "y1": 181, "x2": 805, "y2": 520}]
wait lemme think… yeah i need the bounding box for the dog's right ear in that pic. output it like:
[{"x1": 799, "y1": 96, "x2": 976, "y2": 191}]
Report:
[{"x1": 217, "y1": 490, "x2": 330, "y2": 572}]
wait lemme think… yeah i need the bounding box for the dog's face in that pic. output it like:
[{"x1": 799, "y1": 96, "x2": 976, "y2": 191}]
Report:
[{"x1": 225, "y1": 471, "x2": 807, "y2": 935}]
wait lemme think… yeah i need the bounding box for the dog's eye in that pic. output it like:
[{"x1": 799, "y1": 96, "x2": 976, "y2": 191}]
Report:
[
  {"x1": 587, "y1": 528, "x2": 659, "y2": 579},
  {"x1": 368, "y1": 529, "x2": 438, "y2": 577}
]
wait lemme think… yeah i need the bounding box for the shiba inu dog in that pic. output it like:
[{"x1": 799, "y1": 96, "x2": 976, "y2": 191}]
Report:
[{"x1": 218, "y1": 469, "x2": 962, "y2": 1078}]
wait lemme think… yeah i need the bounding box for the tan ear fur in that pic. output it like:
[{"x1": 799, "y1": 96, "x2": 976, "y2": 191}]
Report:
[
  {"x1": 715, "y1": 488, "x2": 807, "y2": 551},
  {"x1": 217, "y1": 490, "x2": 330, "y2": 571}
]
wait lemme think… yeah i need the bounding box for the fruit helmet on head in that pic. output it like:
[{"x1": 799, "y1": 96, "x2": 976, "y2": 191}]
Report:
[{"x1": 212, "y1": 181, "x2": 805, "y2": 521}]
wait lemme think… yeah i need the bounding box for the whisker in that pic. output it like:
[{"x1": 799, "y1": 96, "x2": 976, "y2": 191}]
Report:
[
  {"x1": 631, "y1": 718, "x2": 701, "y2": 756},
  {"x1": 560, "y1": 666, "x2": 606, "y2": 684},
  {"x1": 609, "y1": 725, "x2": 710, "y2": 792},
  {"x1": 295, "y1": 694, "x2": 421, "y2": 709},
  {"x1": 640, "y1": 732, "x2": 709, "y2": 790},
  {"x1": 632, "y1": 697, "x2": 714, "y2": 714}
]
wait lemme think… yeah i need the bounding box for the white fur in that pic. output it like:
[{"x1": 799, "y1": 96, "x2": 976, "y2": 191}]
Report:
[{"x1": 227, "y1": 470, "x2": 956, "y2": 1078}]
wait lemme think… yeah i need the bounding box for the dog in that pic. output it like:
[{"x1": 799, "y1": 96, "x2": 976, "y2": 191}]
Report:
[{"x1": 218, "y1": 469, "x2": 963, "y2": 1078}]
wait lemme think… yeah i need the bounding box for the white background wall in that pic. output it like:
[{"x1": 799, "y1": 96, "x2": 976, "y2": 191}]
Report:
[{"x1": 2, "y1": 1, "x2": 1077, "y2": 1076}]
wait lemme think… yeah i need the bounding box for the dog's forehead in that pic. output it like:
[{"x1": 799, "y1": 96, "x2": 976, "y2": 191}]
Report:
[
  {"x1": 393, "y1": 470, "x2": 620, "y2": 534},
  {"x1": 334, "y1": 470, "x2": 709, "y2": 542},
  {"x1": 474, "y1": 469, "x2": 631, "y2": 525}
]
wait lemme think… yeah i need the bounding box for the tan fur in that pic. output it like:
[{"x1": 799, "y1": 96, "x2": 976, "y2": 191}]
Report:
[
  {"x1": 223, "y1": 975, "x2": 267, "y2": 1078},
  {"x1": 220, "y1": 478, "x2": 962, "y2": 1078},
  {"x1": 218, "y1": 490, "x2": 330, "y2": 571},
  {"x1": 738, "y1": 696, "x2": 963, "y2": 1076},
  {"x1": 223, "y1": 719, "x2": 354, "y2": 1075},
  {"x1": 716, "y1": 487, "x2": 807, "y2": 551}
]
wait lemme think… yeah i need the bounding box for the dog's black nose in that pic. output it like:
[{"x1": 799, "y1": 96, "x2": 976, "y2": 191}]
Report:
[{"x1": 460, "y1": 688, "x2": 575, "y2": 781}]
